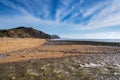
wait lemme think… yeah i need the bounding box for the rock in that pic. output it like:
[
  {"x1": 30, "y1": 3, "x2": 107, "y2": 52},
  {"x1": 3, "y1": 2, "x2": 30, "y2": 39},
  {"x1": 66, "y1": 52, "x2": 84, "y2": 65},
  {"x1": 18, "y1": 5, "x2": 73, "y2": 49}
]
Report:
[
  {"x1": 26, "y1": 69, "x2": 39, "y2": 76},
  {"x1": 53, "y1": 68, "x2": 61, "y2": 73},
  {"x1": 11, "y1": 76, "x2": 16, "y2": 80},
  {"x1": 89, "y1": 63, "x2": 101, "y2": 67},
  {"x1": 79, "y1": 64, "x2": 85, "y2": 67},
  {"x1": 84, "y1": 64, "x2": 90, "y2": 67}
]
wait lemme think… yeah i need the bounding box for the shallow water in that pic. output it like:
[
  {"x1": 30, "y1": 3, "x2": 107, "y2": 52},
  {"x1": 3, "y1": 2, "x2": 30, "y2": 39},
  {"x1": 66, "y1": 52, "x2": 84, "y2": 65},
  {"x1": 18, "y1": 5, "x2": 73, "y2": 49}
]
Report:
[{"x1": 51, "y1": 39, "x2": 120, "y2": 43}]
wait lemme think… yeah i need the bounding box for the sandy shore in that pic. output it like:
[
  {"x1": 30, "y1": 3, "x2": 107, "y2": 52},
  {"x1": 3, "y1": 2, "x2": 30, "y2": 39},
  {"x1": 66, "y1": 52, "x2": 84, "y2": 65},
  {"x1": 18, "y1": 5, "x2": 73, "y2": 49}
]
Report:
[
  {"x1": 0, "y1": 38, "x2": 120, "y2": 64},
  {"x1": 0, "y1": 38, "x2": 120, "y2": 80},
  {"x1": 0, "y1": 38, "x2": 46, "y2": 53}
]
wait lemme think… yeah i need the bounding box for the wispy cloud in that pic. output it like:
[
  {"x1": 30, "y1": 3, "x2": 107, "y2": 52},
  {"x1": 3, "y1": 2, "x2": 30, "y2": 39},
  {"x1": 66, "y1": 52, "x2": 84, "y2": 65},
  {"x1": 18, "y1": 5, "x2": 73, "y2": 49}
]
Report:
[
  {"x1": 75, "y1": 0, "x2": 120, "y2": 30},
  {"x1": 1, "y1": 0, "x2": 119, "y2": 28},
  {"x1": 0, "y1": 0, "x2": 17, "y2": 9},
  {"x1": 0, "y1": 0, "x2": 120, "y2": 38},
  {"x1": 80, "y1": 1, "x2": 109, "y2": 18}
]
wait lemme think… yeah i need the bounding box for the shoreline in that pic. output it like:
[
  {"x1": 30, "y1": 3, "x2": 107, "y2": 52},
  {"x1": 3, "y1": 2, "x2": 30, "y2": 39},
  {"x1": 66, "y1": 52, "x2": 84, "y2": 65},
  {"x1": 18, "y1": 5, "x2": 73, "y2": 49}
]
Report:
[
  {"x1": 0, "y1": 38, "x2": 120, "y2": 80},
  {"x1": 0, "y1": 38, "x2": 120, "y2": 64},
  {"x1": 45, "y1": 39, "x2": 120, "y2": 46}
]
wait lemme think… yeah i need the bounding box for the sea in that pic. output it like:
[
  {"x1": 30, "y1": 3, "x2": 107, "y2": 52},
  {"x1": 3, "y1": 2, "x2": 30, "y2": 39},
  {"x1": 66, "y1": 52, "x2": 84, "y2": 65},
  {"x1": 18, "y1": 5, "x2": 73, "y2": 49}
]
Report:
[{"x1": 51, "y1": 39, "x2": 120, "y2": 43}]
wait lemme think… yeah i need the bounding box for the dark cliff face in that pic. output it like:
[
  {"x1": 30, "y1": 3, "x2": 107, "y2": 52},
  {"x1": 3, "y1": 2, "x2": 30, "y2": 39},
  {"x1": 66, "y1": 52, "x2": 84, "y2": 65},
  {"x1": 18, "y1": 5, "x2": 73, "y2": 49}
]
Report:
[{"x1": 0, "y1": 27, "x2": 51, "y2": 39}]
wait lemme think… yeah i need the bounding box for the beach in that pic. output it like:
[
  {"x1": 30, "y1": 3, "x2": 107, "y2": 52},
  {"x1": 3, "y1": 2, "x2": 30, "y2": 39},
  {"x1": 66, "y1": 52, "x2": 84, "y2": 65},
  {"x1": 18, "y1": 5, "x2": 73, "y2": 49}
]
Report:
[
  {"x1": 0, "y1": 38, "x2": 120, "y2": 64},
  {"x1": 0, "y1": 38, "x2": 120, "y2": 80}
]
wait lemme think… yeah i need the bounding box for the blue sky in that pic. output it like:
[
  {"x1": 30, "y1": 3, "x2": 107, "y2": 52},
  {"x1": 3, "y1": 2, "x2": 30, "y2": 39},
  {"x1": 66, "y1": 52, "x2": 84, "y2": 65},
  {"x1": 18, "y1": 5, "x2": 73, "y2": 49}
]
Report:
[{"x1": 0, "y1": 0, "x2": 120, "y2": 39}]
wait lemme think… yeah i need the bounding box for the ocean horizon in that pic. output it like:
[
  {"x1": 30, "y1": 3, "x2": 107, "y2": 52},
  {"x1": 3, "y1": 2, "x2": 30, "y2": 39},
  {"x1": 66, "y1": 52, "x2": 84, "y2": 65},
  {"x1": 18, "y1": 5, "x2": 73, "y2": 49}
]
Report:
[{"x1": 51, "y1": 39, "x2": 120, "y2": 43}]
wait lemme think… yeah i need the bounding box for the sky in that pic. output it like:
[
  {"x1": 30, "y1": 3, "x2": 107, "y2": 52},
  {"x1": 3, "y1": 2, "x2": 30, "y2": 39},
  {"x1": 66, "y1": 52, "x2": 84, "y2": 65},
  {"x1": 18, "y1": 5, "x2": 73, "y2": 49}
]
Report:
[{"x1": 0, "y1": 0, "x2": 120, "y2": 39}]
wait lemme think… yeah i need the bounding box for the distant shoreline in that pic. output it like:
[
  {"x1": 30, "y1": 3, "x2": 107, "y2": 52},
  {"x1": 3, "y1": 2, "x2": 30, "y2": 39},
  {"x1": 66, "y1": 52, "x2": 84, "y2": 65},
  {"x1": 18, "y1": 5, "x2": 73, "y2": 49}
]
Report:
[{"x1": 45, "y1": 39, "x2": 120, "y2": 46}]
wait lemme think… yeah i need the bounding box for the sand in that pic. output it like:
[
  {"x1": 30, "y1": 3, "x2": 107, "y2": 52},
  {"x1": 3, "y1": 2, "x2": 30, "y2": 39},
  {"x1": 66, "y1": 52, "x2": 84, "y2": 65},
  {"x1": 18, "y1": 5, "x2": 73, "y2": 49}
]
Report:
[
  {"x1": 0, "y1": 38, "x2": 46, "y2": 53},
  {"x1": 0, "y1": 38, "x2": 120, "y2": 64}
]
